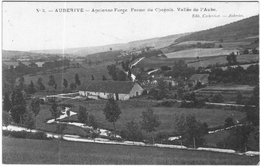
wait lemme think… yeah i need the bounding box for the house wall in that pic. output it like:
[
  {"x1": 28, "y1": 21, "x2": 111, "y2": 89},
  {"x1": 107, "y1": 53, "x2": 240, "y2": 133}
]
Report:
[
  {"x1": 129, "y1": 83, "x2": 144, "y2": 98},
  {"x1": 79, "y1": 90, "x2": 130, "y2": 100}
]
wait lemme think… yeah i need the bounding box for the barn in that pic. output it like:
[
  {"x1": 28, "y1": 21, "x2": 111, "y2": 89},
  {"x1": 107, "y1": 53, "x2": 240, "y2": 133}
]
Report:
[{"x1": 78, "y1": 81, "x2": 144, "y2": 100}]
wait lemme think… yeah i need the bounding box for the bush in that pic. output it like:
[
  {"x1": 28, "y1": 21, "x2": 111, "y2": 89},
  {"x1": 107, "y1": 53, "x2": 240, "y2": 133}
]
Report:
[
  {"x1": 142, "y1": 90, "x2": 148, "y2": 95},
  {"x1": 155, "y1": 132, "x2": 170, "y2": 143},
  {"x1": 211, "y1": 93, "x2": 224, "y2": 103},
  {"x1": 9, "y1": 131, "x2": 27, "y2": 138},
  {"x1": 27, "y1": 132, "x2": 49, "y2": 140},
  {"x1": 3, "y1": 130, "x2": 11, "y2": 136}
]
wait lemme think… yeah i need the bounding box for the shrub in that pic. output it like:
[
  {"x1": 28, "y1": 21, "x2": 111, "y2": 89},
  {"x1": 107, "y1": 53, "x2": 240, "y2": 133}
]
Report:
[
  {"x1": 9, "y1": 131, "x2": 27, "y2": 138},
  {"x1": 27, "y1": 132, "x2": 49, "y2": 140},
  {"x1": 211, "y1": 93, "x2": 224, "y2": 103},
  {"x1": 3, "y1": 130, "x2": 11, "y2": 136},
  {"x1": 155, "y1": 132, "x2": 170, "y2": 143}
]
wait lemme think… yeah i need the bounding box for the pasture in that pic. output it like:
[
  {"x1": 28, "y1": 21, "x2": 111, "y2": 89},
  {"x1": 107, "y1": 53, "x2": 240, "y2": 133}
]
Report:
[{"x1": 3, "y1": 137, "x2": 258, "y2": 164}]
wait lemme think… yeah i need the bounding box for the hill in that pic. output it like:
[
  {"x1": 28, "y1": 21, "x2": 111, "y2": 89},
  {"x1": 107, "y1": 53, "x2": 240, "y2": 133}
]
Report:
[
  {"x1": 175, "y1": 15, "x2": 259, "y2": 43},
  {"x1": 29, "y1": 33, "x2": 188, "y2": 56}
]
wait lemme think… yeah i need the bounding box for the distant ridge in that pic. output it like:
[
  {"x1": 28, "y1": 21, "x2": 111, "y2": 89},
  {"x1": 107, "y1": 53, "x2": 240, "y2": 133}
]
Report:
[
  {"x1": 29, "y1": 33, "x2": 188, "y2": 56},
  {"x1": 175, "y1": 15, "x2": 259, "y2": 43}
]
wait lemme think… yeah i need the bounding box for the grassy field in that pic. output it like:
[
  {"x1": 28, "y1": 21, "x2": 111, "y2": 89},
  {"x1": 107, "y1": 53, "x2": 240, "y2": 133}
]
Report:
[
  {"x1": 22, "y1": 62, "x2": 112, "y2": 91},
  {"x1": 2, "y1": 137, "x2": 259, "y2": 164},
  {"x1": 188, "y1": 53, "x2": 258, "y2": 69},
  {"x1": 165, "y1": 48, "x2": 237, "y2": 59},
  {"x1": 58, "y1": 99, "x2": 246, "y2": 136}
]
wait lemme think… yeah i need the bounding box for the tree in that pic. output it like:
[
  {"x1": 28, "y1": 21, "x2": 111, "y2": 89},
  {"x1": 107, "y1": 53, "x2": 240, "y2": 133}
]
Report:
[
  {"x1": 107, "y1": 64, "x2": 118, "y2": 80},
  {"x1": 77, "y1": 106, "x2": 88, "y2": 125},
  {"x1": 103, "y1": 97, "x2": 122, "y2": 134},
  {"x1": 30, "y1": 97, "x2": 41, "y2": 116},
  {"x1": 48, "y1": 75, "x2": 56, "y2": 88},
  {"x1": 49, "y1": 100, "x2": 60, "y2": 120},
  {"x1": 28, "y1": 81, "x2": 37, "y2": 94},
  {"x1": 245, "y1": 105, "x2": 259, "y2": 126},
  {"x1": 243, "y1": 49, "x2": 249, "y2": 54},
  {"x1": 75, "y1": 74, "x2": 81, "y2": 86},
  {"x1": 140, "y1": 107, "x2": 161, "y2": 144},
  {"x1": 183, "y1": 114, "x2": 205, "y2": 148},
  {"x1": 56, "y1": 123, "x2": 67, "y2": 139},
  {"x1": 124, "y1": 119, "x2": 143, "y2": 142},
  {"x1": 219, "y1": 44, "x2": 223, "y2": 48},
  {"x1": 11, "y1": 87, "x2": 26, "y2": 106},
  {"x1": 88, "y1": 114, "x2": 98, "y2": 130},
  {"x1": 224, "y1": 117, "x2": 234, "y2": 128},
  {"x1": 236, "y1": 91, "x2": 243, "y2": 104},
  {"x1": 3, "y1": 111, "x2": 11, "y2": 127},
  {"x1": 117, "y1": 70, "x2": 127, "y2": 81},
  {"x1": 37, "y1": 77, "x2": 45, "y2": 90},
  {"x1": 10, "y1": 105, "x2": 26, "y2": 124},
  {"x1": 220, "y1": 125, "x2": 252, "y2": 152},
  {"x1": 18, "y1": 76, "x2": 25, "y2": 89},
  {"x1": 102, "y1": 75, "x2": 107, "y2": 81},
  {"x1": 22, "y1": 106, "x2": 36, "y2": 130},
  {"x1": 63, "y1": 79, "x2": 68, "y2": 88},
  {"x1": 70, "y1": 83, "x2": 77, "y2": 90},
  {"x1": 173, "y1": 113, "x2": 187, "y2": 145},
  {"x1": 230, "y1": 52, "x2": 237, "y2": 64},
  {"x1": 3, "y1": 92, "x2": 12, "y2": 112},
  {"x1": 226, "y1": 55, "x2": 232, "y2": 65},
  {"x1": 211, "y1": 93, "x2": 224, "y2": 103},
  {"x1": 91, "y1": 75, "x2": 95, "y2": 80}
]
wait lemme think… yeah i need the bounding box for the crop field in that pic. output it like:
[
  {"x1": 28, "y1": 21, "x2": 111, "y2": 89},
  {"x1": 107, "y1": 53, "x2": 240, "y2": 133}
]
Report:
[
  {"x1": 165, "y1": 48, "x2": 237, "y2": 59},
  {"x1": 2, "y1": 137, "x2": 258, "y2": 164},
  {"x1": 22, "y1": 63, "x2": 112, "y2": 91},
  {"x1": 195, "y1": 85, "x2": 254, "y2": 102},
  {"x1": 214, "y1": 41, "x2": 251, "y2": 48}
]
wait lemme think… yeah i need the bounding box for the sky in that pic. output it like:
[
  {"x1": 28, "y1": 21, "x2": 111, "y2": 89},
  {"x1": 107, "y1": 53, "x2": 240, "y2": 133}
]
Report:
[{"x1": 2, "y1": 2, "x2": 259, "y2": 51}]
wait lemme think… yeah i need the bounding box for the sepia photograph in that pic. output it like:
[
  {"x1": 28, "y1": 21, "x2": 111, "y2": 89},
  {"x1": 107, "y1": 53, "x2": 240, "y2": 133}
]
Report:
[{"x1": 2, "y1": 1, "x2": 259, "y2": 164}]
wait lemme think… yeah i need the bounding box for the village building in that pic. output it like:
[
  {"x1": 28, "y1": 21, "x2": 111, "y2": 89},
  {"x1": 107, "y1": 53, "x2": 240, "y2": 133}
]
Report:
[
  {"x1": 78, "y1": 81, "x2": 144, "y2": 100},
  {"x1": 189, "y1": 74, "x2": 209, "y2": 86}
]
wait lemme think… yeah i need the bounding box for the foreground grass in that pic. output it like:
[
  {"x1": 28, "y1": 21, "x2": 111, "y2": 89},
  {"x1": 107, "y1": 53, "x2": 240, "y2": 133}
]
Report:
[{"x1": 2, "y1": 137, "x2": 258, "y2": 164}]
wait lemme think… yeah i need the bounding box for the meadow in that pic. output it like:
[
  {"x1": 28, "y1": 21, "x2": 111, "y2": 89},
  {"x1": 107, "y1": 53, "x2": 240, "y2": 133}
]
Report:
[
  {"x1": 58, "y1": 98, "x2": 246, "y2": 137},
  {"x1": 3, "y1": 137, "x2": 258, "y2": 164}
]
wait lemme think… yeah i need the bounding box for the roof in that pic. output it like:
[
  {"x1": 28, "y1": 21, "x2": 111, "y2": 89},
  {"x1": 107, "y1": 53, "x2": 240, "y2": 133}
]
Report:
[
  {"x1": 78, "y1": 81, "x2": 142, "y2": 94},
  {"x1": 189, "y1": 74, "x2": 209, "y2": 81}
]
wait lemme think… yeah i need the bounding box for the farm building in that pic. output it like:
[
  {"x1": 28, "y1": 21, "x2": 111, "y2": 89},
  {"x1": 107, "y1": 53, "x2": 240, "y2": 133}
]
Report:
[
  {"x1": 78, "y1": 81, "x2": 144, "y2": 100},
  {"x1": 189, "y1": 74, "x2": 209, "y2": 86}
]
